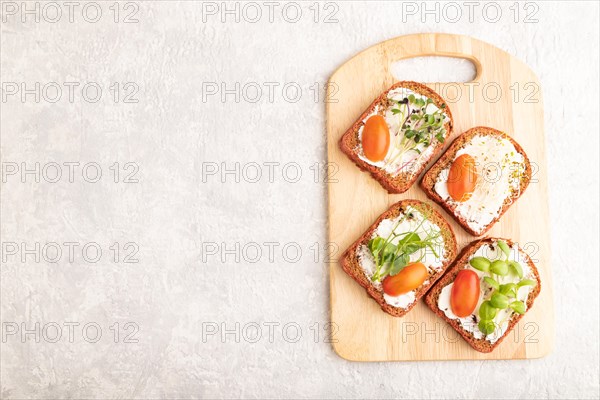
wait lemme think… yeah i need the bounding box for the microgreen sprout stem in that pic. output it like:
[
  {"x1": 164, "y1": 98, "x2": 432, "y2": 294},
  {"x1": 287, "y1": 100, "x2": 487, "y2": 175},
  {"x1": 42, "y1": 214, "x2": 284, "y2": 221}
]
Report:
[
  {"x1": 475, "y1": 241, "x2": 537, "y2": 336},
  {"x1": 368, "y1": 207, "x2": 442, "y2": 283},
  {"x1": 383, "y1": 94, "x2": 448, "y2": 171}
]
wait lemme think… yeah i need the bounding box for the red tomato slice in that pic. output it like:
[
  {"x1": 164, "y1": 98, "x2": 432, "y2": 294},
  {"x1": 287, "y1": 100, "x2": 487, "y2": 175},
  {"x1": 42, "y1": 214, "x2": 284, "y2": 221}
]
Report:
[
  {"x1": 447, "y1": 154, "x2": 478, "y2": 202},
  {"x1": 362, "y1": 115, "x2": 390, "y2": 162},
  {"x1": 382, "y1": 262, "x2": 428, "y2": 296},
  {"x1": 450, "y1": 269, "x2": 481, "y2": 317}
]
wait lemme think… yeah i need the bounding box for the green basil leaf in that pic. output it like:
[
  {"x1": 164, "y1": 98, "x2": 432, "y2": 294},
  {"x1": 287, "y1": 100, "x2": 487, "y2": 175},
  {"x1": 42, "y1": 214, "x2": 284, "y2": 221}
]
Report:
[
  {"x1": 497, "y1": 240, "x2": 510, "y2": 259},
  {"x1": 403, "y1": 243, "x2": 423, "y2": 255},
  {"x1": 509, "y1": 261, "x2": 524, "y2": 279},
  {"x1": 517, "y1": 279, "x2": 536, "y2": 288},
  {"x1": 490, "y1": 292, "x2": 509, "y2": 309},
  {"x1": 368, "y1": 237, "x2": 383, "y2": 254},
  {"x1": 400, "y1": 253, "x2": 410, "y2": 266},
  {"x1": 469, "y1": 257, "x2": 491, "y2": 272},
  {"x1": 382, "y1": 252, "x2": 395, "y2": 265},
  {"x1": 490, "y1": 260, "x2": 509, "y2": 276},
  {"x1": 479, "y1": 301, "x2": 497, "y2": 320},
  {"x1": 398, "y1": 232, "x2": 420, "y2": 246},
  {"x1": 389, "y1": 255, "x2": 407, "y2": 276},
  {"x1": 478, "y1": 320, "x2": 496, "y2": 335},
  {"x1": 499, "y1": 283, "x2": 518, "y2": 298},
  {"x1": 483, "y1": 276, "x2": 499, "y2": 290},
  {"x1": 509, "y1": 300, "x2": 526, "y2": 314}
]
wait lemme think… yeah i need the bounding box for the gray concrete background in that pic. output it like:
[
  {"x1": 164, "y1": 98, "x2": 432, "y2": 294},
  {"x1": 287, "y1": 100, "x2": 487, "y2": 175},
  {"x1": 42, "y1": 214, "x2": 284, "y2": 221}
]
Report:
[{"x1": 1, "y1": 1, "x2": 598, "y2": 398}]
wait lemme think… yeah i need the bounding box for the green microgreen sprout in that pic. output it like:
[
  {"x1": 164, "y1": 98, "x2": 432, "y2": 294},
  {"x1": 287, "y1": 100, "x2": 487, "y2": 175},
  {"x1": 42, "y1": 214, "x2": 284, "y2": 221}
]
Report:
[
  {"x1": 470, "y1": 257, "x2": 490, "y2": 272},
  {"x1": 509, "y1": 261, "x2": 524, "y2": 279},
  {"x1": 490, "y1": 292, "x2": 510, "y2": 309},
  {"x1": 483, "y1": 276, "x2": 500, "y2": 290},
  {"x1": 497, "y1": 240, "x2": 511, "y2": 259},
  {"x1": 490, "y1": 260, "x2": 509, "y2": 276},
  {"x1": 383, "y1": 94, "x2": 448, "y2": 170},
  {"x1": 509, "y1": 300, "x2": 526, "y2": 314},
  {"x1": 368, "y1": 207, "x2": 441, "y2": 283},
  {"x1": 468, "y1": 241, "x2": 537, "y2": 336}
]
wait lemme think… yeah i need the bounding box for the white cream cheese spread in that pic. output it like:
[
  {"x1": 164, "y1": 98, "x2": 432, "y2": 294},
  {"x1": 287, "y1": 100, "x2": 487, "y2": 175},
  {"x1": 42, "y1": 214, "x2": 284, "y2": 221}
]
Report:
[
  {"x1": 356, "y1": 88, "x2": 449, "y2": 177},
  {"x1": 433, "y1": 134, "x2": 525, "y2": 234},
  {"x1": 356, "y1": 207, "x2": 446, "y2": 309},
  {"x1": 437, "y1": 241, "x2": 534, "y2": 343}
]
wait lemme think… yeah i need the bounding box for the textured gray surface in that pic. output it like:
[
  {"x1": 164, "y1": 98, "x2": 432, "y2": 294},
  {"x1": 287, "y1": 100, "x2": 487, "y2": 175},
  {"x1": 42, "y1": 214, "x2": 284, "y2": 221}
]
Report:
[{"x1": 1, "y1": 1, "x2": 599, "y2": 399}]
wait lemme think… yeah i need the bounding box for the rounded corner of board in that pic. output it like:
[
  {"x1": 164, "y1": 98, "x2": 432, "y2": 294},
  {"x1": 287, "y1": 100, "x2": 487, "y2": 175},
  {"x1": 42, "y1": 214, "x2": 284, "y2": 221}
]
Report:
[{"x1": 330, "y1": 341, "x2": 366, "y2": 362}]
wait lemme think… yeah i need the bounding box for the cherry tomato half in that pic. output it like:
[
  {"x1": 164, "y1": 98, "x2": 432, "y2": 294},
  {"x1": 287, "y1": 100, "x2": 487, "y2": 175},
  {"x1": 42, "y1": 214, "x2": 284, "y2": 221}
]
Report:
[
  {"x1": 362, "y1": 115, "x2": 390, "y2": 162},
  {"x1": 450, "y1": 269, "x2": 481, "y2": 317},
  {"x1": 447, "y1": 154, "x2": 478, "y2": 202},
  {"x1": 382, "y1": 262, "x2": 428, "y2": 296}
]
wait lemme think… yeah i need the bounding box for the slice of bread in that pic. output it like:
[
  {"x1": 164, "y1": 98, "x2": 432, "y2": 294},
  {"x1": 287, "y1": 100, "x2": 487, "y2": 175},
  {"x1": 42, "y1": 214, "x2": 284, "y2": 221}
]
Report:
[
  {"x1": 424, "y1": 237, "x2": 541, "y2": 353},
  {"x1": 421, "y1": 127, "x2": 532, "y2": 236},
  {"x1": 339, "y1": 81, "x2": 453, "y2": 194},
  {"x1": 340, "y1": 200, "x2": 457, "y2": 317}
]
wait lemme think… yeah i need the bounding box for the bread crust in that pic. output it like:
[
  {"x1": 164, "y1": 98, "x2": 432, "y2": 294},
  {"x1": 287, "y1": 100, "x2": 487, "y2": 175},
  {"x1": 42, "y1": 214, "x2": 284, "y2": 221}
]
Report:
[
  {"x1": 420, "y1": 126, "x2": 532, "y2": 236},
  {"x1": 424, "y1": 237, "x2": 542, "y2": 353},
  {"x1": 340, "y1": 200, "x2": 458, "y2": 317},
  {"x1": 339, "y1": 81, "x2": 453, "y2": 194}
]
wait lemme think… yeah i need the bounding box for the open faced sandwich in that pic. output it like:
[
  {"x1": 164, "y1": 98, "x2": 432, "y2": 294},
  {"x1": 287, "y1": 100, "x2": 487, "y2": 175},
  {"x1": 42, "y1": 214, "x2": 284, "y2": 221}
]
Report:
[
  {"x1": 340, "y1": 200, "x2": 457, "y2": 317},
  {"x1": 339, "y1": 81, "x2": 453, "y2": 193},
  {"x1": 425, "y1": 237, "x2": 541, "y2": 353},
  {"x1": 421, "y1": 126, "x2": 531, "y2": 236}
]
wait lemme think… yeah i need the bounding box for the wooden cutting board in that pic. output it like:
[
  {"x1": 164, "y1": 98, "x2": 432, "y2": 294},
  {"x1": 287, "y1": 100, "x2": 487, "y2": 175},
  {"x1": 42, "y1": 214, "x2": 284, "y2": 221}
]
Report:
[{"x1": 326, "y1": 33, "x2": 553, "y2": 361}]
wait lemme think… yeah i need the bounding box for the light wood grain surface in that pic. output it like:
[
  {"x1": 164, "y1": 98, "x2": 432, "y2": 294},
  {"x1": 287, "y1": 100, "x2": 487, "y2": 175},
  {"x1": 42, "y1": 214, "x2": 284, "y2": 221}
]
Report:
[{"x1": 326, "y1": 33, "x2": 554, "y2": 361}]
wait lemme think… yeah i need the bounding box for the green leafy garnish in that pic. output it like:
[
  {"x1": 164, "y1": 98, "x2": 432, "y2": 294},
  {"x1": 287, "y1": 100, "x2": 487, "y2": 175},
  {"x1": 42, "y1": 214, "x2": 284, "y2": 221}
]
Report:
[
  {"x1": 497, "y1": 240, "x2": 510, "y2": 259},
  {"x1": 465, "y1": 241, "x2": 537, "y2": 337},
  {"x1": 490, "y1": 292, "x2": 509, "y2": 309},
  {"x1": 368, "y1": 237, "x2": 384, "y2": 255},
  {"x1": 470, "y1": 257, "x2": 491, "y2": 272},
  {"x1": 479, "y1": 301, "x2": 497, "y2": 320},
  {"x1": 368, "y1": 208, "x2": 441, "y2": 283},
  {"x1": 517, "y1": 279, "x2": 536, "y2": 288},
  {"x1": 478, "y1": 320, "x2": 496, "y2": 335},
  {"x1": 389, "y1": 253, "x2": 410, "y2": 276},
  {"x1": 499, "y1": 283, "x2": 518, "y2": 298},
  {"x1": 483, "y1": 276, "x2": 500, "y2": 290},
  {"x1": 509, "y1": 261, "x2": 524, "y2": 279},
  {"x1": 509, "y1": 300, "x2": 526, "y2": 314},
  {"x1": 490, "y1": 260, "x2": 509, "y2": 276},
  {"x1": 383, "y1": 94, "x2": 448, "y2": 170}
]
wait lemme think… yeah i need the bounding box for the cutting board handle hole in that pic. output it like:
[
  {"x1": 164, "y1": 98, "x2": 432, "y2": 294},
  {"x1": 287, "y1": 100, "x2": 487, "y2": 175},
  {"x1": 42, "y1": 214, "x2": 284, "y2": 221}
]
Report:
[{"x1": 390, "y1": 56, "x2": 477, "y2": 83}]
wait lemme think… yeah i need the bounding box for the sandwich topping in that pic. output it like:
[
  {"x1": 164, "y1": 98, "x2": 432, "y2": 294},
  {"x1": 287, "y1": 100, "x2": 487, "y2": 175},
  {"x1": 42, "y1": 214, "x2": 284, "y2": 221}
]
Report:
[
  {"x1": 356, "y1": 206, "x2": 446, "y2": 309},
  {"x1": 433, "y1": 134, "x2": 526, "y2": 234},
  {"x1": 357, "y1": 88, "x2": 450, "y2": 177},
  {"x1": 437, "y1": 240, "x2": 537, "y2": 344}
]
